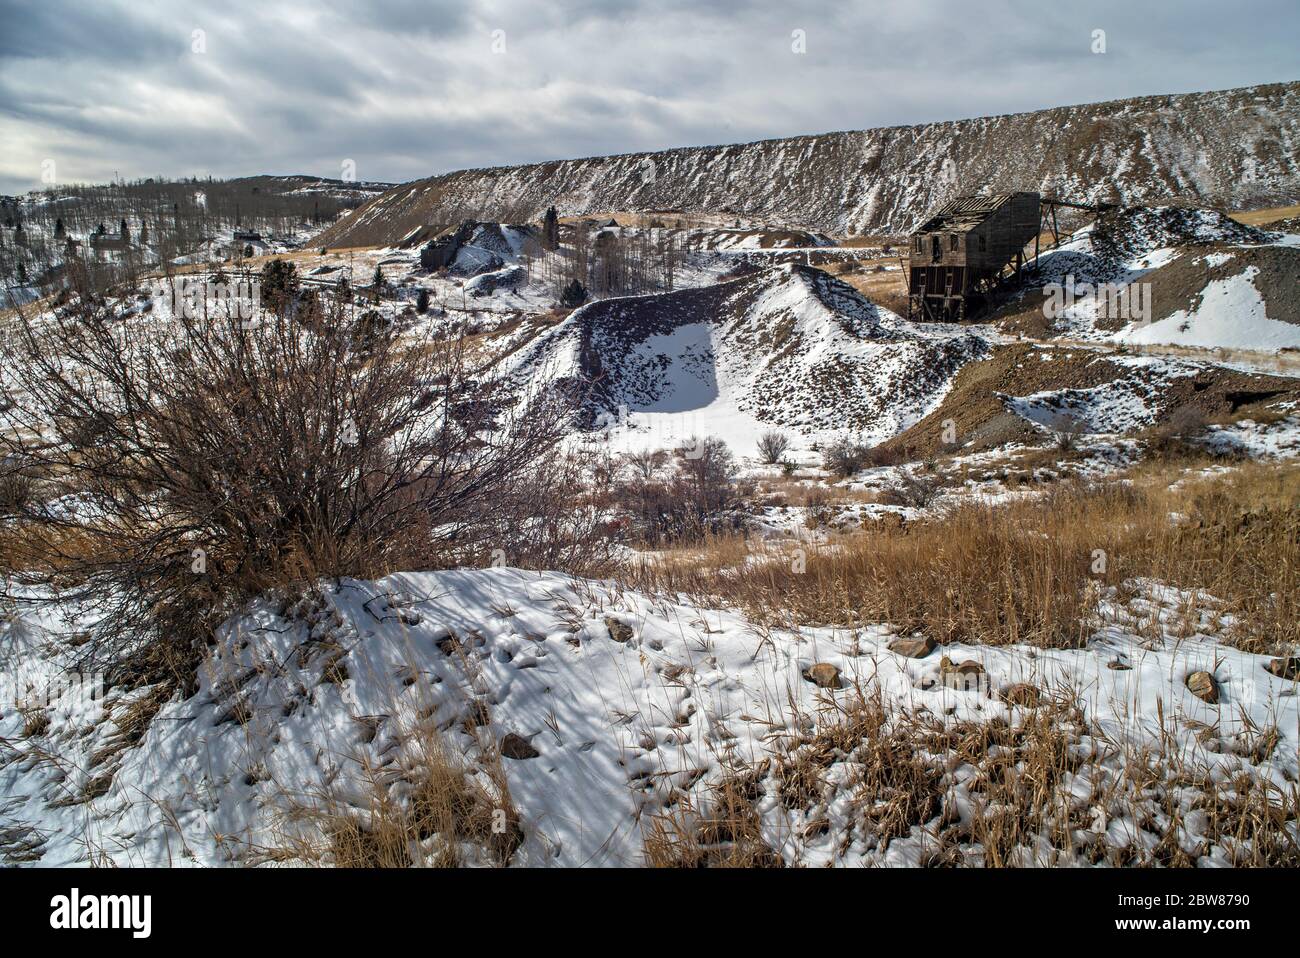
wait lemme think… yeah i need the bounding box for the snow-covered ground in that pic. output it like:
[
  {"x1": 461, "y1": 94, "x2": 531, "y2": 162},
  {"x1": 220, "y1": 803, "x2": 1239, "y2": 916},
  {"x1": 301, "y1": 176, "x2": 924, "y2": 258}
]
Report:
[
  {"x1": 1003, "y1": 355, "x2": 1199, "y2": 434},
  {"x1": 1031, "y1": 207, "x2": 1300, "y2": 352},
  {"x1": 2, "y1": 567, "x2": 1295, "y2": 867}
]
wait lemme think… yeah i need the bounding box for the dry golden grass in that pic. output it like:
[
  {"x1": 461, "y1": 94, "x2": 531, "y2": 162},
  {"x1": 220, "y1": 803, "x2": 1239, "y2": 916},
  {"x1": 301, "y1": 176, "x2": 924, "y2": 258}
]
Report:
[
  {"x1": 1231, "y1": 203, "x2": 1300, "y2": 227},
  {"x1": 306, "y1": 749, "x2": 522, "y2": 868},
  {"x1": 643, "y1": 764, "x2": 782, "y2": 867},
  {"x1": 627, "y1": 461, "x2": 1300, "y2": 654},
  {"x1": 645, "y1": 687, "x2": 1300, "y2": 867},
  {"x1": 831, "y1": 260, "x2": 909, "y2": 315}
]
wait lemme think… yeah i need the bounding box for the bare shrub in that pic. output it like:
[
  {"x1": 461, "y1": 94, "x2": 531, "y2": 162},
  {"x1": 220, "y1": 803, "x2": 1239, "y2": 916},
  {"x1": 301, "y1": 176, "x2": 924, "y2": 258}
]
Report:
[
  {"x1": 879, "y1": 471, "x2": 938, "y2": 508},
  {"x1": 0, "y1": 464, "x2": 37, "y2": 517},
  {"x1": 862, "y1": 443, "x2": 906, "y2": 468},
  {"x1": 1166, "y1": 404, "x2": 1209, "y2": 437},
  {"x1": 492, "y1": 446, "x2": 619, "y2": 574},
  {"x1": 672, "y1": 436, "x2": 741, "y2": 532},
  {"x1": 802, "y1": 485, "x2": 834, "y2": 528},
  {"x1": 1147, "y1": 404, "x2": 1212, "y2": 460},
  {"x1": 756, "y1": 430, "x2": 790, "y2": 465},
  {"x1": 823, "y1": 435, "x2": 869, "y2": 478},
  {"x1": 1047, "y1": 412, "x2": 1086, "y2": 452},
  {"x1": 0, "y1": 290, "x2": 578, "y2": 684},
  {"x1": 622, "y1": 448, "x2": 669, "y2": 482},
  {"x1": 610, "y1": 437, "x2": 742, "y2": 545}
]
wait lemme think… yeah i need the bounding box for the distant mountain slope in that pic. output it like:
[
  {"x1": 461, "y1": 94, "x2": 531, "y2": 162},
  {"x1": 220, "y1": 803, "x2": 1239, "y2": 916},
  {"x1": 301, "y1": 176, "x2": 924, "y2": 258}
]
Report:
[{"x1": 322, "y1": 81, "x2": 1300, "y2": 246}]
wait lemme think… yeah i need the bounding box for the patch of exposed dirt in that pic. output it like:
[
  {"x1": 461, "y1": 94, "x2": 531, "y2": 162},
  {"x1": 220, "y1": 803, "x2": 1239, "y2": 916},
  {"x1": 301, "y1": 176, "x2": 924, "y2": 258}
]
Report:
[
  {"x1": 882, "y1": 342, "x2": 1300, "y2": 457},
  {"x1": 881, "y1": 344, "x2": 1119, "y2": 456},
  {"x1": 1144, "y1": 245, "x2": 1300, "y2": 327}
]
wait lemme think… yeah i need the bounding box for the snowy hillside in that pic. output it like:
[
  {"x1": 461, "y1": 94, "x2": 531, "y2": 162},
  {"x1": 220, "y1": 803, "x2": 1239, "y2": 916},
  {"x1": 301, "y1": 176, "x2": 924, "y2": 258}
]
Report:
[
  {"x1": 1025, "y1": 205, "x2": 1300, "y2": 350},
  {"x1": 322, "y1": 81, "x2": 1300, "y2": 246},
  {"x1": 506, "y1": 264, "x2": 987, "y2": 448}
]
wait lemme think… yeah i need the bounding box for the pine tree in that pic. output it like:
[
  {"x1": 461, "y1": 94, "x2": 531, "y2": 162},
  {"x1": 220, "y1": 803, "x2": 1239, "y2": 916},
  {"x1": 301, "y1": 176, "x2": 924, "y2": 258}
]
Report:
[
  {"x1": 559, "y1": 278, "x2": 588, "y2": 308},
  {"x1": 543, "y1": 205, "x2": 560, "y2": 250},
  {"x1": 54, "y1": 217, "x2": 65, "y2": 238},
  {"x1": 416, "y1": 287, "x2": 430, "y2": 314},
  {"x1": 372, "y1": 263, "x2": 384, "y2": 303}
]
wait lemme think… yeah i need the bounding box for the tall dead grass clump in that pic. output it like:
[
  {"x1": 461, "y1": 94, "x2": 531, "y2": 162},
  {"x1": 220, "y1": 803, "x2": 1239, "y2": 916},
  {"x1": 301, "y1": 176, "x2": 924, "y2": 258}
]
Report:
[
  {"x1": 265, "y1": 713, "x2": 523, "y2": 868},
  {"x1": 644, "y1": 688, "x2": 1300, "y2": 867},
  {"x1": 628, "y1": 465, "x2": 1300, "y2": 653}
]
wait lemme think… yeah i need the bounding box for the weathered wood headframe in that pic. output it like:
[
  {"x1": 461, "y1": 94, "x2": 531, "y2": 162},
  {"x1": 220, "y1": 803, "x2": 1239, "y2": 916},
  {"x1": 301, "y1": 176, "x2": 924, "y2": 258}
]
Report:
[{"x1": 906, "y1": 192, "x2": 1041, "y2": 322}]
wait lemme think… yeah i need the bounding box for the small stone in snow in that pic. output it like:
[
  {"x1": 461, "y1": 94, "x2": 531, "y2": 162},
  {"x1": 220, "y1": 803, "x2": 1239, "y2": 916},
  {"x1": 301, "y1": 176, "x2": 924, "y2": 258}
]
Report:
[
  {"x1": 605, "y1": 617, "x2": 634, "y2": 643},
  {"x1": 888, "y1": 635, "x2": 936, "y2": 658},
  {"x1": 940, "y1": 656, "x2": 985, "y2": 691},
  {"x1": 1265, "y1": 657, "x2": 1300, "y2": 681},
  {"x1": 1186, "y1": 671, "x2": 1219, "y2": 704},
  {"x1": 500, "y1": 733, "x2": 540, "y2": 760},
  {"x1": 802, "y1": 663, "x2": 841, "y2": 689}
]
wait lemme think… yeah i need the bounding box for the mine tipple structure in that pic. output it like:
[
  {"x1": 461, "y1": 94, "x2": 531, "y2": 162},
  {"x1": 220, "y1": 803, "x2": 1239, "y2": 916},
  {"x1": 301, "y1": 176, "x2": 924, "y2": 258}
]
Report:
[{"x1": 907, "y1": 192, "x2": 1041, "y2": 322}]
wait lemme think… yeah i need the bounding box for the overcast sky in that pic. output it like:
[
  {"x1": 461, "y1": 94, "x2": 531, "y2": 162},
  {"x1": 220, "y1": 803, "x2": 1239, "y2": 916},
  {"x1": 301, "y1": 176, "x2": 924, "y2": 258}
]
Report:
[{"x1": 1, "y1": 0, "x2": 1296, "y2": 194}]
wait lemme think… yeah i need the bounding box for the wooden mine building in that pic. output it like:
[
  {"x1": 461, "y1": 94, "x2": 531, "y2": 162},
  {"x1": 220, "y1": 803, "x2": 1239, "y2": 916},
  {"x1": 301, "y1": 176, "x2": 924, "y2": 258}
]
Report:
[{"x1": 906, "y1": 192, "x2": 1041, "y2": 322}]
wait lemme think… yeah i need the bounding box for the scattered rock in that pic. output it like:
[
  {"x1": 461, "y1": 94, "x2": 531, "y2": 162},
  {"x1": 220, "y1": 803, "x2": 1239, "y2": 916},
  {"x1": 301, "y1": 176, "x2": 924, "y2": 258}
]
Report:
[
  {"x1": 1186, "y1": 671, "x2": 1219, "y2": 704},
  {"x1": 1265, "y1": 657, "x2": 1300, "y2": 681},
  {"x1": 500, "y1": 732, "x2": 540, "y2": 760},
  {"x1": 802, "y1": 663, "x2": 841, "y2": 689},
  {"x1": 1107, "y1": 659, "x2": 1132, "y2": 671},
  {"x1": 605, "y1": 617, "x2": 634, "y2": 643},
  {"x1": 940, "y1": 656, "x2": 985, "y2": 691},
  {"x1": 1000, "y1": 683, "x2": 1041, "y2": 708},
  {"x1": 887, "y1": 635, "x2": 936, "y2": 659},
  {"x1": 940, "y1": 655, "x2": 983, "y2": 675}
]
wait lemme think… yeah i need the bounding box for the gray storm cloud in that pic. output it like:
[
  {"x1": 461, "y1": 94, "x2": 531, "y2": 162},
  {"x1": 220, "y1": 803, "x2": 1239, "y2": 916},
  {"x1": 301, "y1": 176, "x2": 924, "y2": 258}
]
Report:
[{"x1": 0, "y1": 0, "x2": 1296, "y2": 193}]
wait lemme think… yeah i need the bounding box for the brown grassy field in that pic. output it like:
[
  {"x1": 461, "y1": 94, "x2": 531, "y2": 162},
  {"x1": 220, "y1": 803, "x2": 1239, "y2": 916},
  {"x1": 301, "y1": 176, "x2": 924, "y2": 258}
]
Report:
[
  {"x1": 1231, "y1": 203, "x2": 1300, "y2": 226},
  {"x1": 626, "y1": 460, "x2": 1300, "y2": 654}
]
